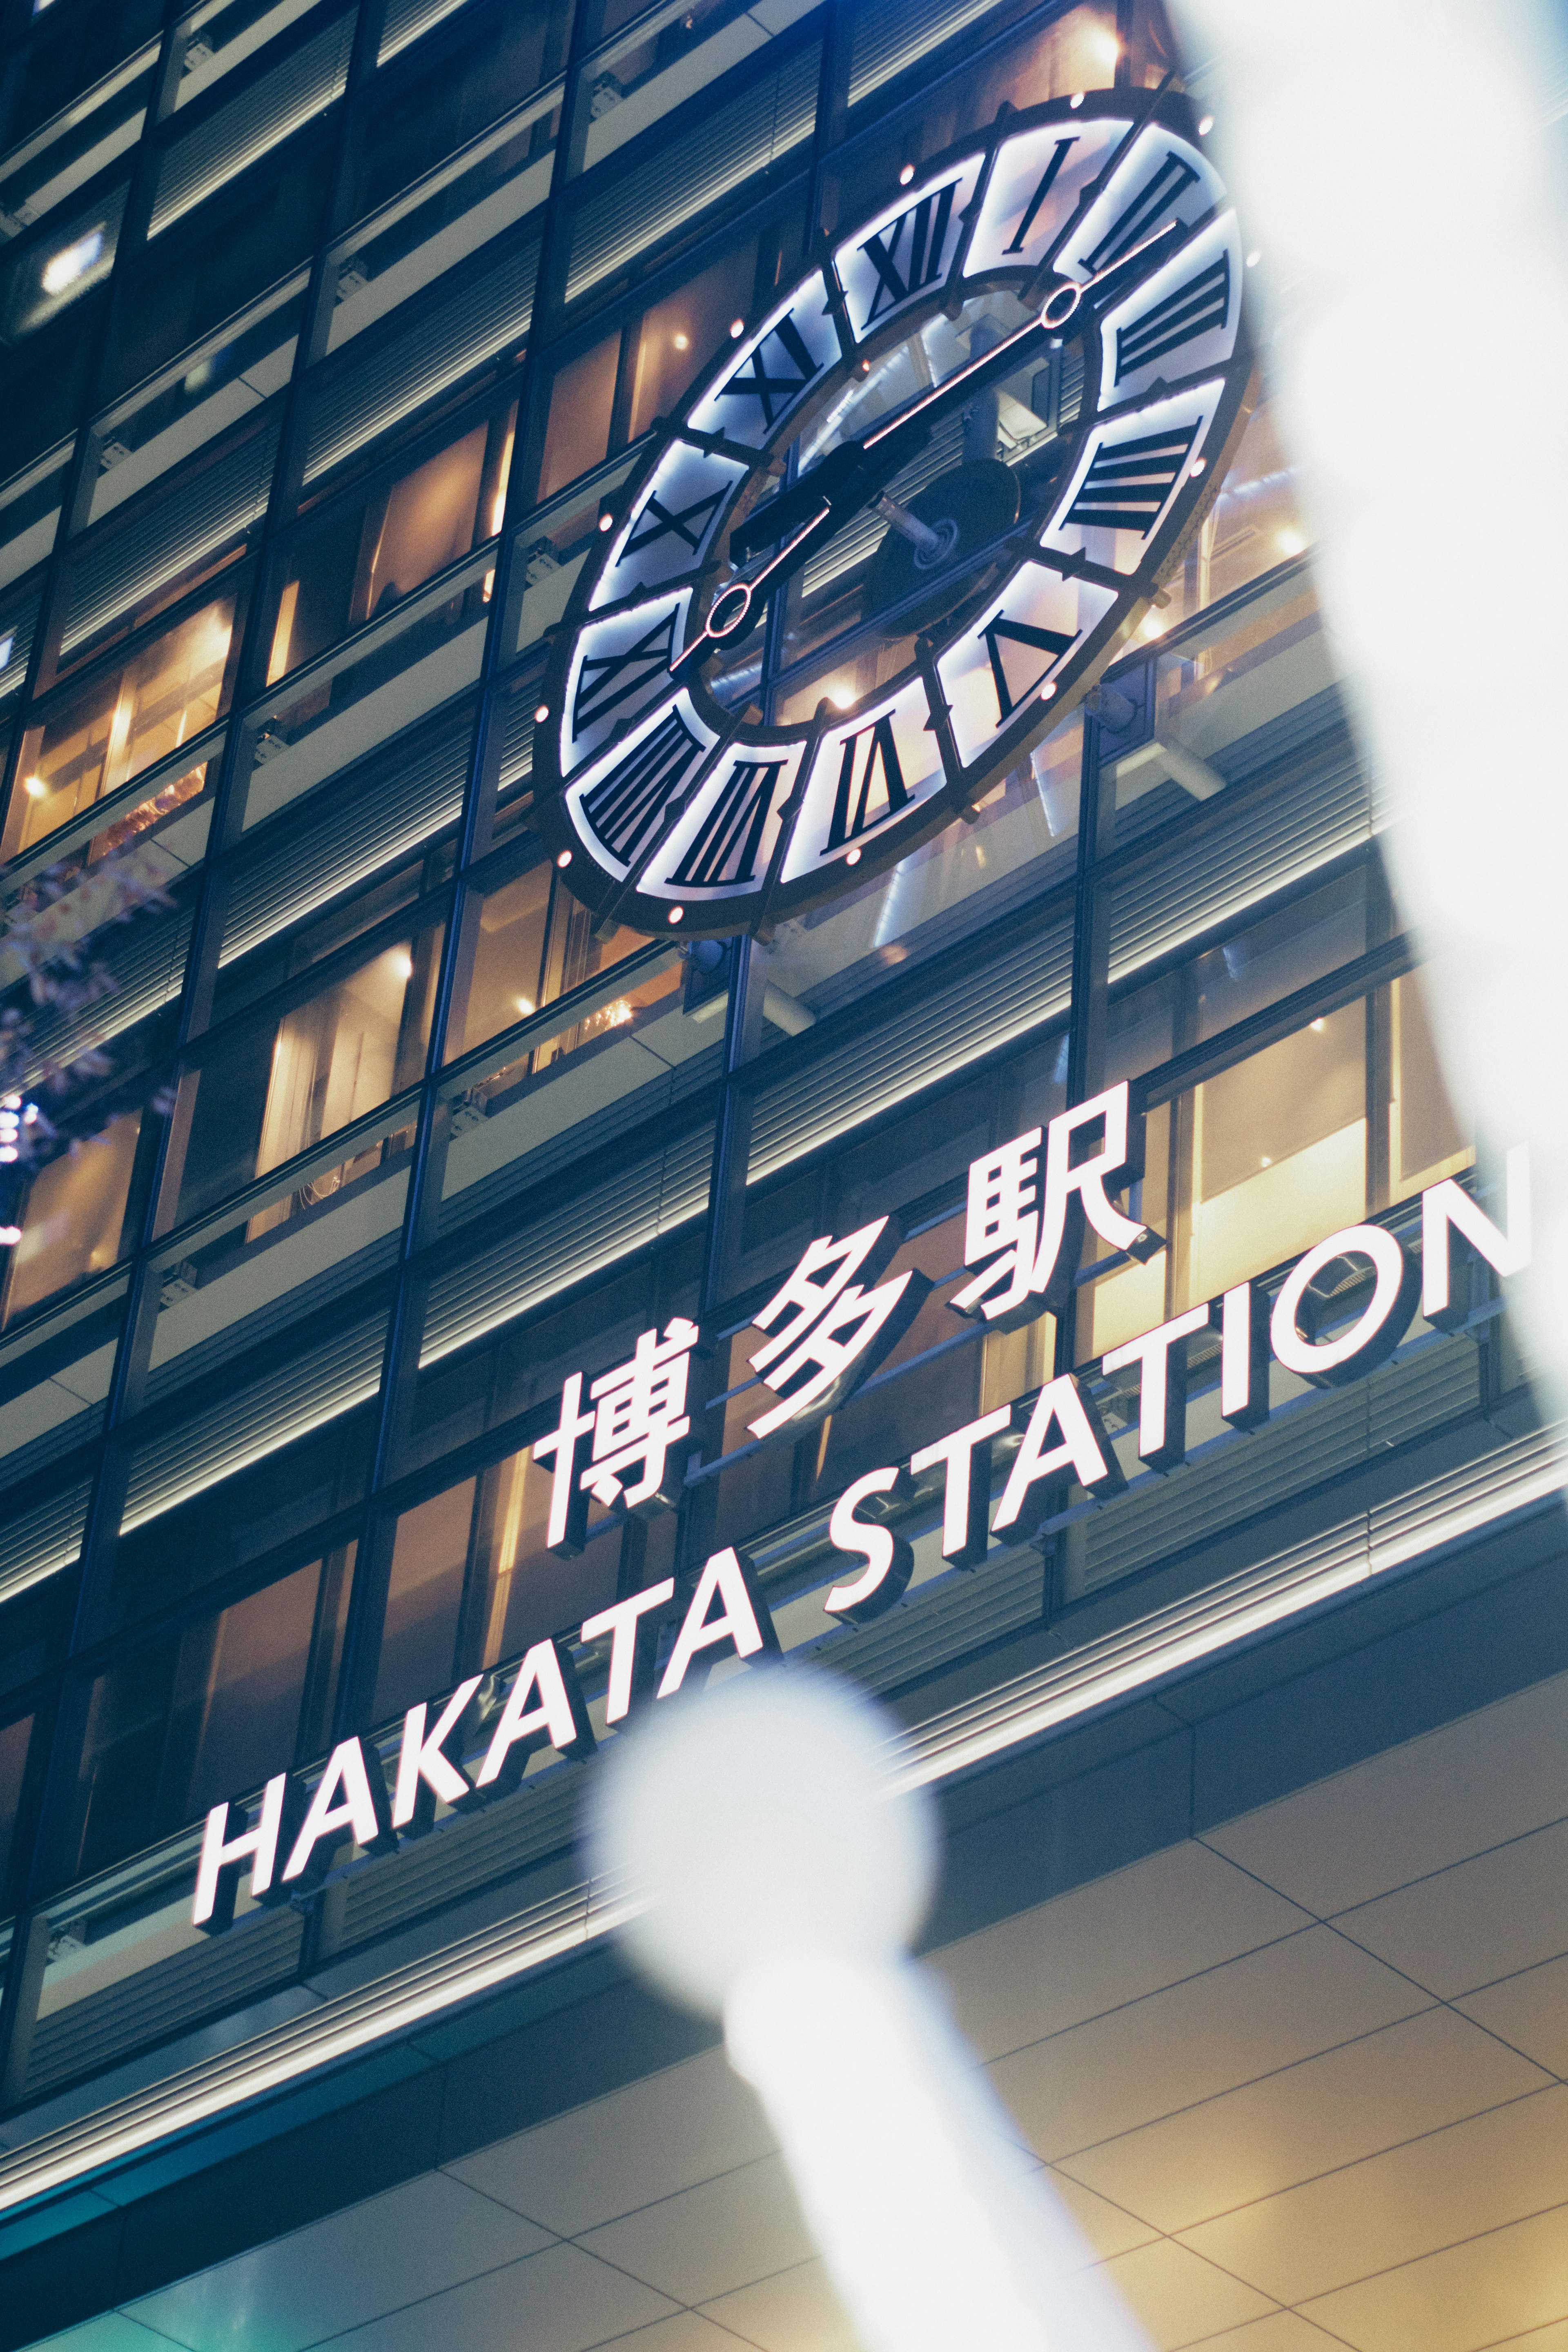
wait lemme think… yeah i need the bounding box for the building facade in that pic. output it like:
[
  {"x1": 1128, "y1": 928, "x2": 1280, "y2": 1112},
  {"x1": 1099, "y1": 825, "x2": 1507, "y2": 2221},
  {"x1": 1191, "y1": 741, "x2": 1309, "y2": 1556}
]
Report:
[{"x1": 0, "y1": 0, "x2": 1563, "y2": 2345}]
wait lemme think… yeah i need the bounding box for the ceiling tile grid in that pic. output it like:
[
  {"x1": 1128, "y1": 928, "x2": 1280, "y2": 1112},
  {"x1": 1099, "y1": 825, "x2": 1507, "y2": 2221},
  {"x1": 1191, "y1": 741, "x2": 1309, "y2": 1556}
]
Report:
[{"x1": 29, "y1": 1669, "x2": 1568, "y2": 2352}]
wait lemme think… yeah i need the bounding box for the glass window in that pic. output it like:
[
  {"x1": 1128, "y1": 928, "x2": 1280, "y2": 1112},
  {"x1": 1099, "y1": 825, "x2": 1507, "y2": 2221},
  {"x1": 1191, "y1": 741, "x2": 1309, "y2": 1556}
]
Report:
[
  {"x1": 836, "y1": 0, "x2": 1117, "y2": 190},
  {"x1": 1153, "y1": 396, "x2": 1308, "y2": 635},
  {"x1": 755, "y1": 719, "x2": 1080, "y2": 1029},
  {"x1": 171, "y1": 0, "x2": 325, "y2": 110},
  {"x1": 537, "y1": 334, "x2": 620, "y2": 503},
  {"x1": 1, "y1": 1111, "x2": 143, "y2": 1326},
  {"x1": 5, "y1": 595, "x2": 238, "y2": 860},
  {"x1": 350, "y1": 0, "x2": 570, "y2": 223},
  {"x1": 1, "y1": 0, "x2": 161, "y2": 157},
  {"x1": 107, "y1": 1417, "x2": 369, "y2": 1630},
  {"x1": 2, "y1": 183, "x2": 126, "y2": 342},
  {"x1": 1105, "y1": 571, "x2": 1333, "y2": 849},
  {"x1": 450, "y1": 851, "x2": 680, "y2": 1067},
  {"x1": 0, "y1": 44, "x2": 154, "y2": 244},
  {"x1": 0, "y1": 441, "x2": 69, "y2": 593},
  {"x1": 374, "y1": 1447, "x2": 619, "y2": 1720},
  {"x1": 1082, "y1": 969, "x2": 1470, "y2": 1360},
  {"x1": 63, "y1": 1548, "x2": 350, "y2": 1883},
  {"x1": 1104, "y1": 871, "x2": 1373, "y2": 1091},
  {"x1": 403, "y1": 1229, "x2": 702, "y2": 1475},
  {"x1": 509, "y1": 450, "x2": 638, "y2": 659},
  {"x1": 85, "y1": 276, "x2": 307, "y2": 530},
  {"x1": 172, "y1": 922, "x2": 443, "y2": 1230},
  {"x1": 574, "y1": 0, "x2": 813, "y2": 179},
  {"x1": 102, "y1": 111, "x2": 336, "y2": 399},
  {"x1": 627, "y1": 239, "x2": 757, "y2": 441},
  {"x1": 271, "y1": 405, "x2": 514, "y2": 682},
  {"x1": 0, "y1": 1710, "x2": 36, "y2": 1911}
]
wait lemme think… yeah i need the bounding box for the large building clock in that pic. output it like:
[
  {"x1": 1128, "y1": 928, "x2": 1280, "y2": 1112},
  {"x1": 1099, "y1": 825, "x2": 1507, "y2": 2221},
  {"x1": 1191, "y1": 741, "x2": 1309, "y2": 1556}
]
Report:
[{"x1": 534, "y1": 89, "x2": 1254, "y2": 936}]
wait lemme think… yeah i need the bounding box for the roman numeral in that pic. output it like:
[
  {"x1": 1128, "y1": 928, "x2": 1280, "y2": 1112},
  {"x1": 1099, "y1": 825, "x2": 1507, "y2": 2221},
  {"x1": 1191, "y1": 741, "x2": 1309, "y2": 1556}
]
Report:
[
  {"x1": 981, "y1": 615, "x2": 1076, "y2": 722},
  {"x1": 572, "y1": 608, "x2": 678, "y2": 739},
  {"x1": 1002, "y1": 137, "x2": 1077, "y2": 256},
  {"x1": 1114, "y1": 252, "x2": 1230, "y2": 383},
  {"x1": 1066, "y1": 422, "x2": 1198, "y2": 535},
  {"x1": 624, "y1": 485, "x2": 728, "y2": 561},
  {"x1": 1082, "y1": 151, "x2": 1200, "y2": 276},
  {"x1": 581, "y1": 708, "x2": 705, "y2": 869},
  {"x1": 718, "y1": 312, "x2": 821, "y2": 431},
  {"x1": 669, "y1": 758, "x2": 785, "y2": 889},
  {"x1": 860, "y1": 181, "x2": 958, "y2": 324},
  {"x1": 827, "y1": 716, "x2": 909, "y2": 850}
]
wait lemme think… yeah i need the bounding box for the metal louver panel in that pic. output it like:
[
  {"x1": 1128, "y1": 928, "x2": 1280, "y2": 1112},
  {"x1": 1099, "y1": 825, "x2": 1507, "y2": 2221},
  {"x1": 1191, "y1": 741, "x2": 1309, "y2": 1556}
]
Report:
[
  {"x1": 121, "y1": 1310, "x2": 385, "y2": 1532},
  {"x1": 1081, "y1": 1336, "x2": 1481, "y2": 1598},
  {"x1": 377, "y1": 0, "x2": 466, "y2": 62},
  {"x1": 0, "y1": 1477, "x2": 90, "y2": 1606},
  {"x1": 566, "y1": 40, "x2": 819, "y2": 303},
  {"x1": 24, "y1": 911, "x2": 193, "y2": 1089},
  {"x1": 749, "y1": 915, "x2": 1074, "y2": 1186},
  {"x1": 150, "y1": 13, "x2": 354, "y2": 235},
  {"x1": 0, "y1": 593, "x2": 40, "y2": 701},
  {"x1": 499, "y1": 691, "x2": 533, "y2": 792},
  {"x1": 421, "y1": 1123, "x2": 713, "y2": 1364},
  {"x1": 303, "y1": 236, "x2": 538, "y2": 484},
  {"x1": 23, "y1": 1912, "x2": 303, "y2": 2105},
  {"x1": 221, "y1": 713, "x2": 471, "y2": 966},
  {"x1": 1108, "y1": 742, "x2": 1371, "y2": 984},
  {"x1": 61, "y1": 423, "x2": 279, "y2": 656},
  {"x1": 849, "y1": 0, "x2": 1005, "y2": 108}
]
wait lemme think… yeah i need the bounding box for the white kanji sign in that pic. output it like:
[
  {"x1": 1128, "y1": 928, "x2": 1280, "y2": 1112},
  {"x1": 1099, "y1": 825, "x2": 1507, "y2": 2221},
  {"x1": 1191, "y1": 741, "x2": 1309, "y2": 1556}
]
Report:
[
  {"x1": 952, "y1": 1082, "x2": 1151, "y2": 1324},
  {"x1": 535, "y1": 1318, "x2": 698, "y2": 1549},
  {"x1": 747, "y1": 1217, "x2": 929, "y2": 1441}
]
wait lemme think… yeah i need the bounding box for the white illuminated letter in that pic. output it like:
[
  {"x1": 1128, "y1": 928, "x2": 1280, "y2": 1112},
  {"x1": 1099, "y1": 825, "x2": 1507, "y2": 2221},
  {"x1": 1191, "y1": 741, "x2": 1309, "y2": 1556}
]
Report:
[
  {"x1": 825, "y1": 1467, "x2": 914, "y2": 1623},
  {"x1": 909, "y1": 1408, "x2": 1012, "y2": 1566},
  {"x1": 1421, "y1": 1148, "x2": 1531, "y2": 1331},
  {"x1": 192, "y1": 1773, "x2": 294, "y2": 1932},
  {"x1": 1220, "y1": 1281, "x2": 1269, "y2": 1428},
  {"x1": 281, "y1": 1737, "x2": 396, "y2": 1889},
  {"x1": 1101, "y1": 1303, "x2": 1212, "y2": 1470},
  {"x1": 1032, "y1": 1083, "x2": 1148, "y2": 1301},
  {"x1": 581, "y1": 1580, "x2": 676, "y2": 1724},
  {"x1": 534, "y1": 1371, "x2": 595, "y2": 1554},
  {"x1": 391, "y1": 1675, "x2": 483, "y2": 1833},
  {"x1": 1271, "y1": 1225, "x2": 1418, "y2": 1385},
  {"x1": 477, "y1": 1638, "x2": 596, "y2": 1792},
  {"x1": 991, "y1": 1374, "x2": 1124, "y2": 1537},
  {"x1": 658, "y1": 1548, "x2": 780, "y2": 1699}
]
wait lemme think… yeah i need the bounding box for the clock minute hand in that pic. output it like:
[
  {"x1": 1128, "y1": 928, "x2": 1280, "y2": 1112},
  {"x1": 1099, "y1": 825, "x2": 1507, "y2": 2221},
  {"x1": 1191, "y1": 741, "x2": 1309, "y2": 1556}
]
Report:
[
  {"x1": 668, "y1": 220, "x2": 1183, "y2": 684},
  {"x1": 861, "y1": 217, "x2": 1182, "y2": 470}
]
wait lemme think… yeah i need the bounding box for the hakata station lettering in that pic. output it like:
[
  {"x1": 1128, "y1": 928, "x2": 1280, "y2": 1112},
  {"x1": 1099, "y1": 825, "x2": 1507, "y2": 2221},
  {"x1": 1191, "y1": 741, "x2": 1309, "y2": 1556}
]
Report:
[{"x1": 192, "y1": 1090, "x2": 1532, "y2": 1931}]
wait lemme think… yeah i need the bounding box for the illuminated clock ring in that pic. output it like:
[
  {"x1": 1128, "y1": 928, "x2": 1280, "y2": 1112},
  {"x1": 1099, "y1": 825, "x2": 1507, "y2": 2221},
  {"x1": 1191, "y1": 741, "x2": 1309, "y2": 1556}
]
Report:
[{"x1": 535, "y1": 87, "x2": 1256, "y2": 938}]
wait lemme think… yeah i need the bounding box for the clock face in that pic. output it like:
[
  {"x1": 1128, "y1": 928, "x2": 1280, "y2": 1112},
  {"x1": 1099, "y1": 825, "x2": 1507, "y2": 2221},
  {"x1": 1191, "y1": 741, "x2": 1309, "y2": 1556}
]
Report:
[{"x1": 534, "y1": 89, "x2": 1254, "y2": 937}]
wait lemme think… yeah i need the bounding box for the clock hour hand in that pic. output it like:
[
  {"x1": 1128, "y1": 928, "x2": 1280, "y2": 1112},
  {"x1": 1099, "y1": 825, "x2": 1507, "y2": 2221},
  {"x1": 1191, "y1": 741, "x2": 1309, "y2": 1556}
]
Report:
[{"x1": 670, "y1": 434, "x2": 929, "y2": 683}]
